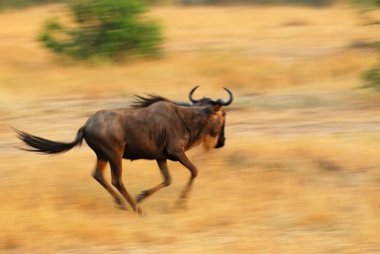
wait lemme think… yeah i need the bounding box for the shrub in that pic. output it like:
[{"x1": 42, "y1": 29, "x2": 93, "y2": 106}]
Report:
[
  {"x1": 356, "y1": 0, "x2": 380, "y2": 90},
  {"x1": 0, "y1": 0, "x2": 65, "y2": 10},
  {"x1": 363, "y1": 58, "x2": 380, "y2": 90},
  {"x1": 180, "y1": 0, "x2": 336, "y2": 6},
  {"x1": 39, "y1": 0, "x2": 162, "y2": 61}
]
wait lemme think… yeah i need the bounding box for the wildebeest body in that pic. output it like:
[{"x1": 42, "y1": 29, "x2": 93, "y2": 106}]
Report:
[{"x1": 85, "y1": 101, "x2": 218, "y2": 161}]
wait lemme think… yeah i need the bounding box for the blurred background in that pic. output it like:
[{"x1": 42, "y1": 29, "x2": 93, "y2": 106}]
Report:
[{"x1": 0, "y1": 0, "x2": 380, "y2": 253}]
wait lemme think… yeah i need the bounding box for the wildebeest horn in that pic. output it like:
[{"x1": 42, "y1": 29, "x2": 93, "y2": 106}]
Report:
[
  {"x1": 189, "y1": 85, "x2": 200, "y2": 103},
  {"x1": 219, "y1": 87, "x2": 233, "y2": 106}
]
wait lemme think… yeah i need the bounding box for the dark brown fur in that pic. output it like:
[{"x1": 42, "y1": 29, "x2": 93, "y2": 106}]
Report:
[{"x1": 15, "y1": 88, "x2": 233, "y2": 214}]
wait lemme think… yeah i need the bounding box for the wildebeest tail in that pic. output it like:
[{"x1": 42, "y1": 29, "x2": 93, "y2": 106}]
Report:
[{"x1": 14, "y1": 127, "x2": 85, "y2": 155}]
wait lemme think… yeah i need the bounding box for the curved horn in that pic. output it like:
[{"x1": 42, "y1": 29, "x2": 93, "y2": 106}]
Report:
[
  {"x1": 219, "y1": 87, "x2": 233, "y2": 106},
  {"x1": 189, "y1": 85, "x2": 200, "y2": 103}
]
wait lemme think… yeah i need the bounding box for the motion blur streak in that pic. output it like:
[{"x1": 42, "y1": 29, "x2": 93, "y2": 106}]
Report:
[{"x1": 0, "y1": 2, "x2": 380, "y2": 254}]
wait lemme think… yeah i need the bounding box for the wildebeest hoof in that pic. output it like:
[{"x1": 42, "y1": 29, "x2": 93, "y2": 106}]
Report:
[
  {"x1": 175, "y1": 199, "x2": 188, "y2": 210},
  {"x1": 114, "y1": 201, "x2": 128, "y2": 210},
  {"x1": 136, "y1": 191, "x2": 149, "y2": 203},
  {"x1": 135, "y1": 206, "x2": 144, "y2": 216}
]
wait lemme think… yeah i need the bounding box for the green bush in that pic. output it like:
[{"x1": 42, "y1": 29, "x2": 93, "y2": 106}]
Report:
[
  {"x1": 180, "y1": 0, "x2": 336, "y2": 6},
  {"x1": 356, "y1": 0, "x2": 380, "y2": 90},
  {"x1": 363, "y1": 58, "x2": 380, "y2": 90},
  {"x1": 350, "y1": 0, "x2": 380, "y2": 7},
  {"x1": 39, "y1": 0, "x2": 162, "y2": 61},
  {"x1": 0, "y1": 0, "x2": 65, "y2": 10}
]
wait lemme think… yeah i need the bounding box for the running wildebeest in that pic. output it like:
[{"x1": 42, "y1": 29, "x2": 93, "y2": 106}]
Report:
[{"x1": 15, "y1": 86, "x2": 233, "y2": 214}]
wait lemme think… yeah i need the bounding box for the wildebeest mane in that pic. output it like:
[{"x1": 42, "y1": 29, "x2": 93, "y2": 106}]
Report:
[
  {"x1": 132, "y1": 94, "x2": 191, "y2": 108},
  {"x1": 132, "y1": 95, "x2": 169, "y2": 108}
]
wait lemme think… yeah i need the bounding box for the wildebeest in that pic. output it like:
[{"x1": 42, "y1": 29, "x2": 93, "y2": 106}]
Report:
[{"x1": 15, "y1": 86, "x2": 233, "y2": 214}]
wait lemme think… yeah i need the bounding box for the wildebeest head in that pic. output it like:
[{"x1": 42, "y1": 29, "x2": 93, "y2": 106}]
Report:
[{"x1": 188, "y1": 86, "x2": 233, "y2": 150}]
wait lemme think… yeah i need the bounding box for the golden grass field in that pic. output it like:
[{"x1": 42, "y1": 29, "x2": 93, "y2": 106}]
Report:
[{"x1": 1, "y1": 3, "x2": 380, "y2": 253}]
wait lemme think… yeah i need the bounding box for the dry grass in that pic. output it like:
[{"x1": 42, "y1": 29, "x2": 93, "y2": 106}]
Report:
[
  {"x1": 0, "y1": 3, "x2": 380, "y2": 254},
  {"x1": 0, "y1": 4, "x2": 378, "y2": 98},
  {"x1": 1, "y1": 135, "x2": 380, "y2": 253}
]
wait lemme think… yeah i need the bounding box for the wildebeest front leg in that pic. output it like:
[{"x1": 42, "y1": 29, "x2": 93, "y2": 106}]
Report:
[
  {"x1": 136, "y1": 159, "x2": 171, "y2": 203},
  {"x1": 175, "y1": 152, "x2": 198, "y2": 208}
]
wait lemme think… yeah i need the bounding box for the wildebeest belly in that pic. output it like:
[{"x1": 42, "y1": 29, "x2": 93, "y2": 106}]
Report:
[{"x1": 122, "y1": 143, "x2": 163, "y2": 160}]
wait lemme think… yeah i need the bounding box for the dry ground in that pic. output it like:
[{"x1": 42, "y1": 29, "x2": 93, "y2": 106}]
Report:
[{"x1": 0, "y1": 4, "x2": 380, "y2": 254}]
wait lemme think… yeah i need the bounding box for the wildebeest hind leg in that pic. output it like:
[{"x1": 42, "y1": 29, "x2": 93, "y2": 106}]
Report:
[
  {"x1": 109, "y1": 152, "x2": 142, "y2": 215},
  {"x1": 136, "y1": 159, "x2": 171, "y2": 203},
  {"x1": 92, "y1": 158, "x2": 126, "y2": 210}
]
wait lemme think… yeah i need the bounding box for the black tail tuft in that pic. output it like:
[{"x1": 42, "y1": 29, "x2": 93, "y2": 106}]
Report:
[{"x1": 14, "y1": 127, "x2": 85, "y2": 155}]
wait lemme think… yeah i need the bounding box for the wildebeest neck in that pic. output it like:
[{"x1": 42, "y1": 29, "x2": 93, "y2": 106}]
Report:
[{"x1": 174, "y1": 105, "x2": 220, "y2": 151}]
